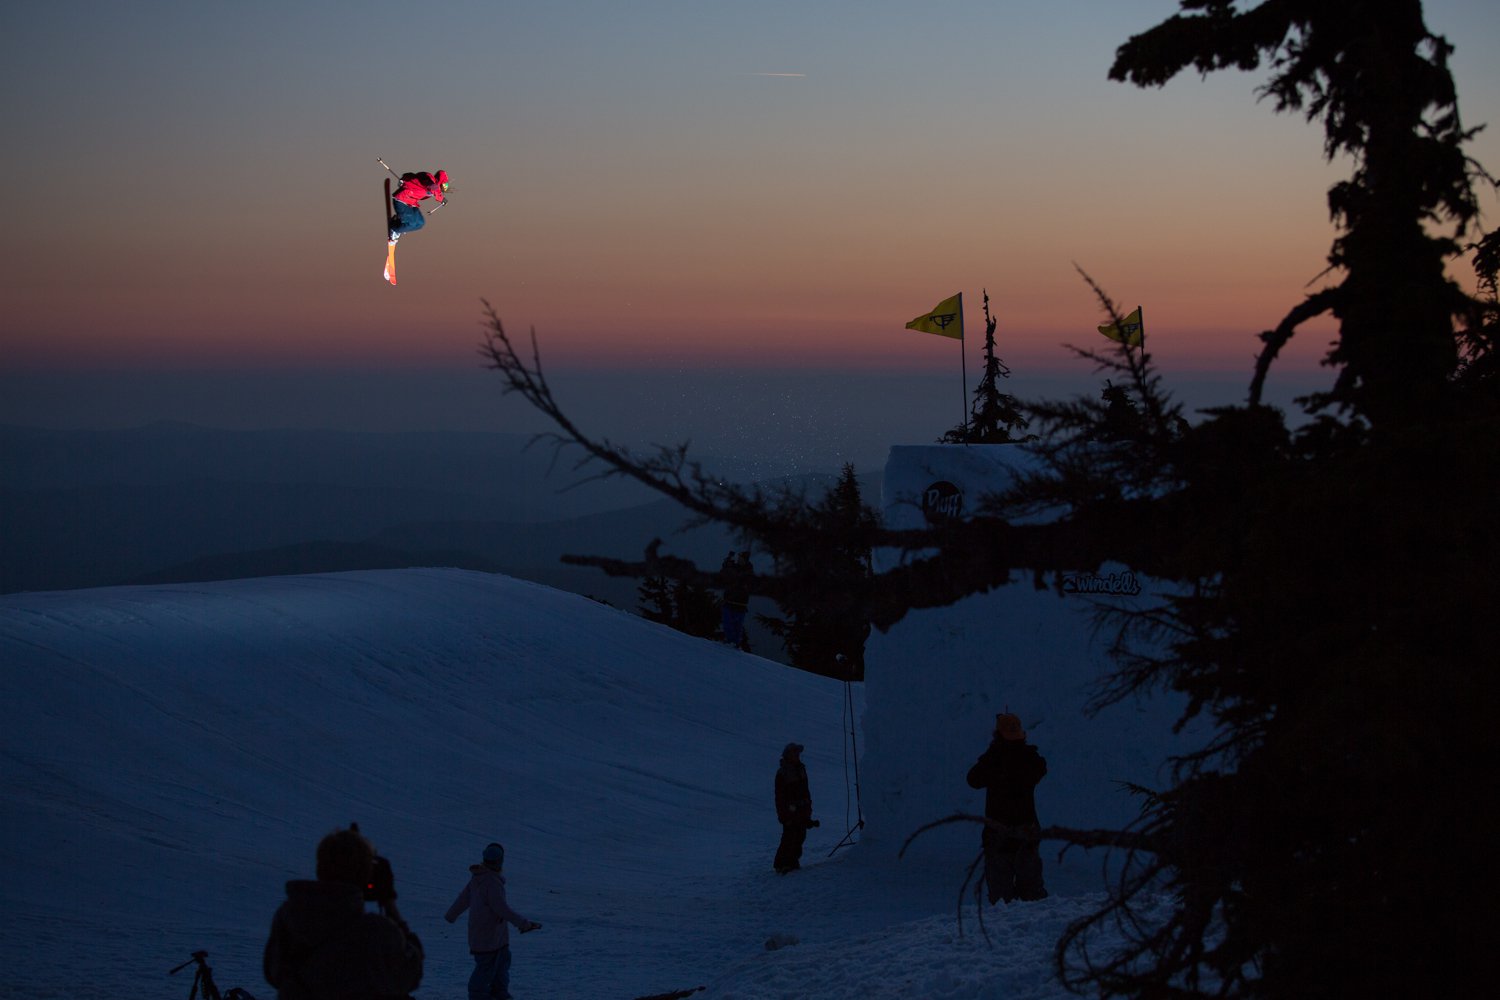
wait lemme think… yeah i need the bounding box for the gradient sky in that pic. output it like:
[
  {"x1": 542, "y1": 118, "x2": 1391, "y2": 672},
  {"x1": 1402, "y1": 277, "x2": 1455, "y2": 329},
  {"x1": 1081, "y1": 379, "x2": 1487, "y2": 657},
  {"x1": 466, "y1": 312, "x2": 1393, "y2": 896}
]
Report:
[{"x1": 3, "y1": 1, "x2": 1499, "y2": 434}]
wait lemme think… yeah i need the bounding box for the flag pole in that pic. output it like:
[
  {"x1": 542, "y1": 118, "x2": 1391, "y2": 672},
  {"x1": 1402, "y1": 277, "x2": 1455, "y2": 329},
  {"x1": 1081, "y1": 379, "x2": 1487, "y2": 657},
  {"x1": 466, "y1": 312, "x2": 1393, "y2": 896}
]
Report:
[{"x1": 959, "y1": 292, "x2": 969, "y2": 440}]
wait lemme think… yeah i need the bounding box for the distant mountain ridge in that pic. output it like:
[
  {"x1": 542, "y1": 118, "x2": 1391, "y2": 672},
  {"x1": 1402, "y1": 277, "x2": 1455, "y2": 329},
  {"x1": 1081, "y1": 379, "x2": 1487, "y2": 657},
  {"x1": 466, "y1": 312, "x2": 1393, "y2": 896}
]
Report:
[
  {"x1": 0, "y1": 423, "x2": 659, "y2": 594},
  {"x1": 0, "y1": 425, "x2": 863, "y2": 608},
  {"x1": 124, "y1": 498, "x2": 740, "y2": 612},
  {"x1": 0, "y1": 422, "x2": 654, "y2": 515},
  {"x1": 125, "y1": 540, "x2": 507, "y2": 586}
]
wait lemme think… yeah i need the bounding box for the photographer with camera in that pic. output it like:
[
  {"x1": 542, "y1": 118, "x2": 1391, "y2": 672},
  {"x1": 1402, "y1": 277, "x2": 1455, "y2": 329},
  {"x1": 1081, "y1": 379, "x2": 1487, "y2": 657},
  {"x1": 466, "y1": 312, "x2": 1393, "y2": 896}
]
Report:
[
  {"x1": 445, "y1": 841, "x2": 541, "y2": 1000},
  {"x1": 774, "y1": 742, "x2": 817, "y2": 874},
  {"x1": 263, "y1": 825, "x2": 423, "y2": 1000}
]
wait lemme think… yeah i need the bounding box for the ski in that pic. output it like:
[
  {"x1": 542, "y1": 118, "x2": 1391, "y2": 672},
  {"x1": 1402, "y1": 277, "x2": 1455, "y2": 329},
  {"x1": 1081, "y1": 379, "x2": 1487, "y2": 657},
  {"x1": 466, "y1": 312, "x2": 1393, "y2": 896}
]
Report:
[{"x1": 383, "y1": 178, "x2": 397, "y2": 285}]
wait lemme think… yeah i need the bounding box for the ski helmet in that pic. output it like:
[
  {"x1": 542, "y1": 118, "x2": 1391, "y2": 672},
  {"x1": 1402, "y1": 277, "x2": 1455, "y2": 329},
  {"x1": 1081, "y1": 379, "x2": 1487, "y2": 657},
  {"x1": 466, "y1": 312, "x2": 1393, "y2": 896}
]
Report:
[{"x1": 436, "y1": 169, "x2": 450, "y2": 193}]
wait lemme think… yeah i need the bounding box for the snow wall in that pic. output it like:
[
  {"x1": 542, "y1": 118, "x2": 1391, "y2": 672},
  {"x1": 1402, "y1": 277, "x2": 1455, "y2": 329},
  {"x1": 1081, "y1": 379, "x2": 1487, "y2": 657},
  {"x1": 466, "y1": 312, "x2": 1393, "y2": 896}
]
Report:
[{"x1": 858, "y1": 444, "x2": 1203, "y2": 871}]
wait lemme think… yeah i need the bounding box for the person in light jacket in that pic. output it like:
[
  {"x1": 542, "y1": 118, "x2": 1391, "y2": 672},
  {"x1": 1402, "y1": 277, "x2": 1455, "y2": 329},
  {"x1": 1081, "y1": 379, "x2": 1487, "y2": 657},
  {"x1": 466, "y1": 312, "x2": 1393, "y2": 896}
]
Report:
[{"x1": 444, "y1": 842, "x2": 541, "y2": 1000}]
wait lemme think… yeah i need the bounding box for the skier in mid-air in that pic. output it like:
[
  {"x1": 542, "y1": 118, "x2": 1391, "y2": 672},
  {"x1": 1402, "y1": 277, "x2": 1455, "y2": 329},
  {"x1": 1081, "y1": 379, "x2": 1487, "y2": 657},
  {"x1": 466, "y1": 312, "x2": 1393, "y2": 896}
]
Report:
[
  {"x1": 380, "y1": 161, "x2": 449, "y2": 284},
  {"x1": 388, "y1": 168, "x2": 449, "y2": 243}
]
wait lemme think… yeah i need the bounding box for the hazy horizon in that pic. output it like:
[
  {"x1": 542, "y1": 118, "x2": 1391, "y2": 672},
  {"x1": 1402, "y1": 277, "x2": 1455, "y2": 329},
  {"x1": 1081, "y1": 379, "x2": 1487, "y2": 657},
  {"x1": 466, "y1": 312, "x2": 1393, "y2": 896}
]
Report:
[
  {"x1": 0, "y1": 361, "x2": 1335, "y2": 477},
  {"x1": 5, "y1": 2, "x2": 1493, "y2": 481}
]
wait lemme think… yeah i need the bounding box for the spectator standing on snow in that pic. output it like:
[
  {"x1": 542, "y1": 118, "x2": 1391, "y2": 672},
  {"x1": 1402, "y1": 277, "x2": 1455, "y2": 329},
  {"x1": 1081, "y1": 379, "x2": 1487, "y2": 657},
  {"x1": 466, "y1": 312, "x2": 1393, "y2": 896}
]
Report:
[
  {"x1": 263, "y1": 826, "x2": 424, "y2": 1000},
  {"x1": 966, "y1": 711, "x2": 1049, "y2": 903},
  {"x1": 774, "y1": 742, "x2": 816, "y2": 873},
  {"x1": 445, "y1": 842, "x2": 541, "y2": 1000}
]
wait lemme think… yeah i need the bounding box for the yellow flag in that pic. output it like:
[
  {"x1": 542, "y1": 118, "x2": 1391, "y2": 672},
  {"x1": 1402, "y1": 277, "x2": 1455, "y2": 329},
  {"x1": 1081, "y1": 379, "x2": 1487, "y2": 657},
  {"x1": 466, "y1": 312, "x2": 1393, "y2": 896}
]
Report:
[
  {"x1": 905, "y1": 293, "x2": 964, "y2": 340},
  {"x1": 1097, "y1": 306, "x2": 1144, "y2": 346}
]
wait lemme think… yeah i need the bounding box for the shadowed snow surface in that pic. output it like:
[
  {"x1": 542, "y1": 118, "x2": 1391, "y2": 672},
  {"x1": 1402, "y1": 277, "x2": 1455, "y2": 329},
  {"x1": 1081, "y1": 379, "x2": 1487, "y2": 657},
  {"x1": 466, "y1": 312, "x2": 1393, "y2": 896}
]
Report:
[{"x1": 3, "y1": 569, "x2": 1163, "y2": 999}]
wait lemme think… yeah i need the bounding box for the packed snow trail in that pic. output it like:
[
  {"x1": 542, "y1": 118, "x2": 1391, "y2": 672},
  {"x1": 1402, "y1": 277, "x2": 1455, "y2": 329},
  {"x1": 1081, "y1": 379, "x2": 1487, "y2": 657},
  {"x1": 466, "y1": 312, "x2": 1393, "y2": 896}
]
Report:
[{"x1": 3, "y1": 569, "x2": 1141, "y2": 998}]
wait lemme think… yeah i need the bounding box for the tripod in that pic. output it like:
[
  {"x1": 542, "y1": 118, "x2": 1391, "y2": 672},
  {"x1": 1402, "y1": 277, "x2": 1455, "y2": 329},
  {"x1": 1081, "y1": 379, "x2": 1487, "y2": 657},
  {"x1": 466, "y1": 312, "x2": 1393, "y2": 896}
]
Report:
[
  {"x1": 169, "y1": 951, "x2": 257, "y2": 1000},
  {"x1": 828, "y1": 655, "x2": 865, "y2": 857}
]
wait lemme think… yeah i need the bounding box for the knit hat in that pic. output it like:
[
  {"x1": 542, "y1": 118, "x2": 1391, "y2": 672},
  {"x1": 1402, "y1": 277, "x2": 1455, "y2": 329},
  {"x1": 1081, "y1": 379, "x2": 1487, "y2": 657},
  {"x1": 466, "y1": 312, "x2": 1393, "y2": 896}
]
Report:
[
  {"x1": 995, "y1": 712, "x2": 1025, "y2": 742},
  {"x1": 482, "y1": 842, "x2": 505, "y2": 867}
]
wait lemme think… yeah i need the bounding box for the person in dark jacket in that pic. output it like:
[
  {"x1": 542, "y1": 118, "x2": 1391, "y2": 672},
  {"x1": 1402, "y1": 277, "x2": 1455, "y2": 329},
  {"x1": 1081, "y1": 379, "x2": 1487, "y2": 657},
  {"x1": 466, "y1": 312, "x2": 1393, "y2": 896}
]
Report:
[
  {"x1": 966, "y1": 711, "x2": 1048, "y2": 903},
  {"x1": 774, "y1": 742, "x2": 815, "y2": 873},
  {"x1": 263, "y1": 826, "x2": 424, "y2": 1000},
  {"x1": 445, "y1": 842, "x2": 541, "y2": 1000}
]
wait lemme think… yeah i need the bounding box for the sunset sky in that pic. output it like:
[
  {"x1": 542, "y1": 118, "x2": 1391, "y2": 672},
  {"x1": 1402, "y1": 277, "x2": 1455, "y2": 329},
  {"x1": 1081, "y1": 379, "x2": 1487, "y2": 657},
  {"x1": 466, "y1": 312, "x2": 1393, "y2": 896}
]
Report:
[{"x1": 3, "y1": 1, "x2": 1498, "y2": 438}]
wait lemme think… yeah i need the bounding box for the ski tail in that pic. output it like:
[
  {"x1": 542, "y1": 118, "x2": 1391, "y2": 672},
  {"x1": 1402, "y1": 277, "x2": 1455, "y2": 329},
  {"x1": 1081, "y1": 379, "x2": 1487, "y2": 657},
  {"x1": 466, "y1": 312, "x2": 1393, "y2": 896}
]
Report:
[{"x1": 382, "y1": 178, "x2": 397, "y2": 284}]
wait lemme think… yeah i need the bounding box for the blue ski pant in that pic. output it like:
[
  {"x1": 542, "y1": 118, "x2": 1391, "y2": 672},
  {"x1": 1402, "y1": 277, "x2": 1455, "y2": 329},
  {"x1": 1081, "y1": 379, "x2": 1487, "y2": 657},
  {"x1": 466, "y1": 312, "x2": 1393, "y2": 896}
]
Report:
[
  {"x1": 468, "y1": 945, "x2": 512, "y2": 1000},
  {"x1": 721, "y1": 604, "x2": 747, "y2": 646},
  {"x1": 390, "y1": 200, "x2": 426, "y2": 236}
]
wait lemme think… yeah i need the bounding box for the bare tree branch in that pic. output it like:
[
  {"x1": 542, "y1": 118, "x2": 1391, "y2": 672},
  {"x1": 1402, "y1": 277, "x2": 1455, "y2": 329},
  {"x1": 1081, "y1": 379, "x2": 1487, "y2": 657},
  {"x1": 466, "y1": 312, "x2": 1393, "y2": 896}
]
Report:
[
  {"x1": 899, "y1": 812, "x2": 1159, "y2": 859},
  {"x1": 479, "y1": 298, "x2": 1186, "y2": 632},
  {"x1": 1247, "y1": 289, "x2": 1342, "y2": 407}
]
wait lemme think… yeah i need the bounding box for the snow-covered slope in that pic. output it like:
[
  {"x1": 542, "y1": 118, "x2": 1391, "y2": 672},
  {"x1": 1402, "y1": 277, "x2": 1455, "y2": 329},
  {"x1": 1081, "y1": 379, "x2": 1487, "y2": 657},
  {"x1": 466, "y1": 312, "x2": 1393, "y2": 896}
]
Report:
[{"x1": 3, "y1": 569, "x2": 1159, "y2": 999}]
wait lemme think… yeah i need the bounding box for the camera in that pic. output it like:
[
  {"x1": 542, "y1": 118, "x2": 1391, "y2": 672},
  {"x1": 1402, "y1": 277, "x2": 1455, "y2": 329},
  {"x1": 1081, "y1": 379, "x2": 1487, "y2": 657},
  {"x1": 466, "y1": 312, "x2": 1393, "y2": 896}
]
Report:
[
  {"x1": 807, "y1": 819, "x2": 821, "y2": 829},
  {"x1": 350, "y1": 822, "x2": 397, "y2": 904},
  {"x1": 365, "y1": 854, "x2": 397, "y2": 904}
]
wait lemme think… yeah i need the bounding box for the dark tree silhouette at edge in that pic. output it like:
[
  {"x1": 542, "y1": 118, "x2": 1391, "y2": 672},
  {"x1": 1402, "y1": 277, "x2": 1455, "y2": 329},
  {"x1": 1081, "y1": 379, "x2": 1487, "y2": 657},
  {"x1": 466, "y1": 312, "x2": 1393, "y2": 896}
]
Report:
[{"x1": 476, "y1": 4, "x2": 1497, "y2": 996}]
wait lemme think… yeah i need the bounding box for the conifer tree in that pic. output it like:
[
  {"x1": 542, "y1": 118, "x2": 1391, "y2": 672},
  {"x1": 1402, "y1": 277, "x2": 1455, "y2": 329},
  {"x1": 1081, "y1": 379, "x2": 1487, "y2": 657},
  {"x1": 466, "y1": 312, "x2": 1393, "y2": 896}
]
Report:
[
  {"x1": 942, "y1": 291, "x2": 1030, "y2": 444},
  {"x1": 1032, "y1": 5, "x2": 1498, "y2": 997},
  {"x1": 757, "y1": 464, "x2": 875, "y2": 678},
  {"x1": 669, "y1": 578, "x2": 722, "y2": 641},
  {"x1": 636, "y1": 575, "x2": 674, "y2": 625}
]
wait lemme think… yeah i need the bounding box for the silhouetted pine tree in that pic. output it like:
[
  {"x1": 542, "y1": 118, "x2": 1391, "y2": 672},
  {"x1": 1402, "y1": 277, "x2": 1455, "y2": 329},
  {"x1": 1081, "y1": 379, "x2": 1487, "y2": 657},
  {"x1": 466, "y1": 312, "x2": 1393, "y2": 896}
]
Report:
[
  {"x1": 757, "y1": 464, "x2": 875, "y2": 679},
  {"x1": 669, "y1": 578, "x2": 722, "y2": 641},
  {"x1": 1032, "y1": 5, "x2": 1500, "y2": 998},
  {"x1": 636, "y1": 575, "x2": 673, "y2": 625},
  {"x1": 942, "y1": 291, "x2": 1030, "y2": 444},
  {"x1": 1462, "y1": 228, "x2": 1500, "y2": 386}
]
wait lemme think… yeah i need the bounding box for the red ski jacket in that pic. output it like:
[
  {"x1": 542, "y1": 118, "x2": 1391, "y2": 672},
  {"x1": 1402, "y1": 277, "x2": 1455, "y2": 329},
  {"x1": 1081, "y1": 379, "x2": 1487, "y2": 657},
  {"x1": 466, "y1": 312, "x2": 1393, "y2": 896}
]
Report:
[{"x1": 392, "y1": 170, "x2": 448, "y2": 208}]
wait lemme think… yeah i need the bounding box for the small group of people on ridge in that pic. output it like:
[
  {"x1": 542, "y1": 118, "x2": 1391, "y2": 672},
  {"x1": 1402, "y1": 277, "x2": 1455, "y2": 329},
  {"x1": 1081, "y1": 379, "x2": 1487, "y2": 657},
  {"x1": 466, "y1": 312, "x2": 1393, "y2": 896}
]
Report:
[
  {"x1": 719, "y1": 550, "x2": 753, "y2": 650},
  {"x1": 264, "y1": 827, "x2": 539, "y2": 1000}
]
